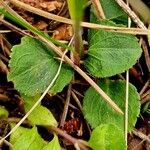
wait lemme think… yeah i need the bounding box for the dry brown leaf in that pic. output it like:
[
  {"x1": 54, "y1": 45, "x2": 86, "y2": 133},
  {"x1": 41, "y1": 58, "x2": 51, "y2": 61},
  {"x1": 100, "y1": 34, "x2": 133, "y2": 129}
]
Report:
[
  {"x1": 33, "y1": 20, "x2": 48, "y2": 30},
  {"x1": 53, "y1": 24, "x2": 73, "y2": 41},
  {"x1": 40, "y1": 1, "x2": 62, "y2": 12}
]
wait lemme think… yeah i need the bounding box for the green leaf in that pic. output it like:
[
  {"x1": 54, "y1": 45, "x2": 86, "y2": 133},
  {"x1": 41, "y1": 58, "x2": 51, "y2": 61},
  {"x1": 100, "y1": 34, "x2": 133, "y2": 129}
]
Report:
[
  {"x1": 8, "y1": 36, "x2": 73, "y2": 96},
  {"x1": 0, "y1": 106, "x2": 8, "y2": 118},
  {"x1": 13, "y1": 126, "x2": 46, "y2": 150},
  {"x1": 83, "y1": 80, "x2": 140, "y2": 131},
  {"x1": 89, "y1": 124, "x2": 125, "y2": 150},
  {"x1": 10, "y1": 125, "x2": 61, "y2": 150},
  {"x1": 23, "y1": 95, "x2": 58, "y2": 127},
  {"x1": 10, "y1": 124, "x2": 31, "y2": 145},
  {"x1": 100, "y1": 0, "x2": 127, "y2": 24},
  {"x1": 85, "y1": 19, "x2": 142, "y2": 77},
  {"x1": 67, "y1": 0, "x2": 87, "y2": 22},
  {"x1": 42, "y1": 134, "x2": 61, "y2": 150}
]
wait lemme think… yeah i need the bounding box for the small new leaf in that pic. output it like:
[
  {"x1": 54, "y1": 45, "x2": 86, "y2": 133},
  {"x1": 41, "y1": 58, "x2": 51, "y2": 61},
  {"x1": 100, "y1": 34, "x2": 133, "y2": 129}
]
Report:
[
  {"x1": 83, "y1": 80, "x2": 140, "y2": 131},
  {"x1": 8, "y1": 36, "x2": 73, "y2": 96},
  {"x1": 89, "y1": 124, "x2": 125, "y2": 150}
]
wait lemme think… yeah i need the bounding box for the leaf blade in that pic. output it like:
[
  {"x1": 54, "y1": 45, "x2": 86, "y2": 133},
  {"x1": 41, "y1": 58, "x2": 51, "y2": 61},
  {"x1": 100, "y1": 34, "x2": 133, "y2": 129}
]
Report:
[
  {"x1": 89, "y1": 124, "x2": 125, "y2": 150},
  {"x1": 85, "y1": 18, "x2": 142, "y2": 77},
  {"x1": 23, "y1": 95, "x2": 58, "y2": 127},
  {"x1": 13, "y1": 126, "x2": 46, "y2": 150},
  {"x1": 8, "y1": 36, "x2": 73, "y2": 96},
  {"x1": 83, "y1": 80, "x2": 140, "y2": 131}
]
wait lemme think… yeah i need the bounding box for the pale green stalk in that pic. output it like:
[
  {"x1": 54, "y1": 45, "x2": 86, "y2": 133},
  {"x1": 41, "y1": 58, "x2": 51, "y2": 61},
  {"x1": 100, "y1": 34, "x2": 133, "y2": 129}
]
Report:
[{"x1": 67, "y1": 0, "x2": 87, "y2": 64}]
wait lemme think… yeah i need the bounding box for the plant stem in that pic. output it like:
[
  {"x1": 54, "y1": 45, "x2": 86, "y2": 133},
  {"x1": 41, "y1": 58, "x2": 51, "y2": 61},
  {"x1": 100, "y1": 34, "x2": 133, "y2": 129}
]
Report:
[
  {"x1": 60, "y1": 37, "x2": 74, "y2": 127},
  {"x1": 0, "y1": 137, "x2": 13, "y2": 148},
  {"x1": 91, "y1": 0, "x2": 106, "y2": 19},
  {"x1": 133, "y1": 129, "x2": 150, "y2": 144},
  {"x1": 125, "y1": 70, "x2": 129, "y2": 148},
  {"x1": 50, "y1": 126, "x2": 89, "y2": 150},
  {"x1": 71, "y1": 91, "x2": 83, "y2": 111},
  {"x1": 67, "y1": 0, "x2": 84, "y2": 65},
  {"x1": 73, "y1": 22, "x2": 83, "y2": 65},
  {"x1": 60, "y1": 83, "x2": 72, "y2": 127},
  {"x1": 124, "y1": 2, "x2": 130, "y2": 148}
]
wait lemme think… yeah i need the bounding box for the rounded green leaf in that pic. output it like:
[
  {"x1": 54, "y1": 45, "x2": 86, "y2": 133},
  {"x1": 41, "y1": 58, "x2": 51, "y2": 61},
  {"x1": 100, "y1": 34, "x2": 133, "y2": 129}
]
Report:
[
  {"x1": 13, "y1": 126, "x2": 46, "y2": 150},
  {"x1": 8, "y1": 36, "x2": 73, "y2": 96},
  {"x1": 85, "y1": 19, "x2": 142, "y2": 77},
  {"x1": 10, "y1": 125, "x2": 61, "y2": 150},
  {"x1": 24, "y1": 95, "x2": 58, "y2": 127},
  {"x1": 89, "y1": 124, "x2": 125, "y2": 150},
  {"x1": 83, "y1": 80, "x2": 140, "y2": 131},
  {"x1": 10, "y1": 124, "x2": 31, "y2": 145}
]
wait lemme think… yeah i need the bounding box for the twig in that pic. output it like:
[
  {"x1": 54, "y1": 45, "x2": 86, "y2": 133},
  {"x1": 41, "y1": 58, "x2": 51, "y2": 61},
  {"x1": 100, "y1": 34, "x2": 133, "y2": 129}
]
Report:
[
  {"x1": 140, "y1": 89, "x2": 150, "y2": 104},
  {"x1": 0, "y1": 137, "x2": 13, "y2": 148},
  {"x1": 133, "y1": 130, "x2": 150, "y2": 144},
  {"x1": 0, "y1": 18, "x2": 31, "y2": 36},
  {"x1": 0, "y1": 34, "x2": 11, "y2": 56},
  {"x1": 140, "y1": 38, "x2": 150, "y2": 73},
  {"x1": 0, "y1": 30, "x2": 12, "y2": 33},
  {"x1": 60, "y1": 36, "x2": 74, "y2": 126},
  {"x1": 74, "y1": 143, "x2": 81, "y2": 150},
  {"x1": 71, "y1": 91, "x2": 83, "y2": 111},
  {"x1": 124, "y1": 2, "x2": 130, "y2": 148},
  {"x1": 141, "y1": 89, "x2": 150, "y2": 99},
  {"x1": 0, "y1": 54, "x2": 9, "y2": 62},
  {"x1": 50, "y1": 126, "x2": 89, "y2": 150},
  {"x1": 141, "y1": 93, "x2": 150, "y2": 104},
  {"x1": 115, "y1": 0, "x2": 147, "y2": 29},
  {"x1": 8, "y1": 0, "x2": 148, "y2": 35},
  {"x1": 0, "y1": 93, "x2": 9, "y2": 101},
  {"x1": 72, "y1": 89, "x2": 84, "y2": 98},
  {"x1": 0, "y1": 60, "x2": 9, "y2": 74},
  {"x1": 91, "y1": 0, "x2": 105, "y2": 19},
  {"x1": 7, "y1": 117, "x2": 30, "y2": 125},
  {"x1": 56, "y1": 95, "x2": 78, "y2": 110},
  {"x1": 60, "y1": 83, "x2": 72, "y2": 127},
  {"x1": 140, "y1": 79, "x2": 150, "y2": 96},
  {"x1": 125, "y1": 70, "x2": 129, "y2": 148}
]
